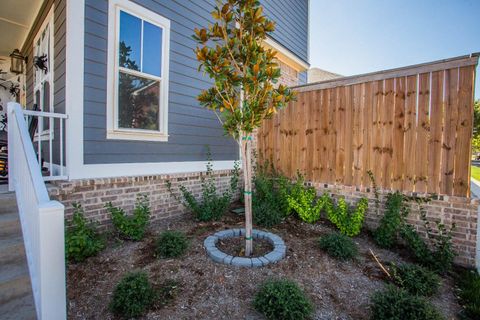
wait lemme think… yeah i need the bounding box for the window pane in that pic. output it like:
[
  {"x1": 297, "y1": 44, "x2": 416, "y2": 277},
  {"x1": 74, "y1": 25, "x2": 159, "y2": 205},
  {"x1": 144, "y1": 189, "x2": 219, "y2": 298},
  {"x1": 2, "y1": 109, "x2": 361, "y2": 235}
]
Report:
[
  {"x1": 142, "y1": 21, "x2": 162, "y2": 77},
  {"x1": 118, "y1": 71, "x2": 160, "y2": 130},
  {"x1": 119, "y1": 11, "x2": 141, "y2": 71}
]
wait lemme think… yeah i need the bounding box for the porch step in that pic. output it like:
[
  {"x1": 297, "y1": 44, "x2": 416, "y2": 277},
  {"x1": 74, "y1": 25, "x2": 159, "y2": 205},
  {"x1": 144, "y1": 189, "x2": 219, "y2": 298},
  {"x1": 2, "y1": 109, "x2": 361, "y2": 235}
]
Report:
[
  {"x1": 0, "y1": 192, "x2": 36, "y2": 319},
  {"x1": 0, "y1": 212, "x2": 21, "y2": 239}
]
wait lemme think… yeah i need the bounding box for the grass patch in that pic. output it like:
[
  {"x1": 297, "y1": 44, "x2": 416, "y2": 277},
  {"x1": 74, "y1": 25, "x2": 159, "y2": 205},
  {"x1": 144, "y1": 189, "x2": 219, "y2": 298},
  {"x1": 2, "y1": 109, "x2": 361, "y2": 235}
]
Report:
[{"x1": 471, "y1": 166, "x2": 480, "y2": 181}]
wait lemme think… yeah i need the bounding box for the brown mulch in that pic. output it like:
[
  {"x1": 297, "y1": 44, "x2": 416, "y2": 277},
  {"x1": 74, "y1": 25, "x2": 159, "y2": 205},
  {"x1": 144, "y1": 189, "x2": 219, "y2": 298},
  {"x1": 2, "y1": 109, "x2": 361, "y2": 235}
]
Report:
[
  {"x1": 67, "y1": 212, "x2": 462, "y2": 320},
  {"x1": 217, "y1": 237, "x2": 273, "y2": 258}
]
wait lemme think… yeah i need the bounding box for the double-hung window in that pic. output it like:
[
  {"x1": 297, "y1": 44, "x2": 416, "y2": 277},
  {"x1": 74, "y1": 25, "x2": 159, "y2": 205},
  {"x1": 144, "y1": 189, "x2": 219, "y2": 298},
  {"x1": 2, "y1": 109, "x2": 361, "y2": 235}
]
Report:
[{"x1": 107, "y1": 0, "x2": 170, "y2": 141}]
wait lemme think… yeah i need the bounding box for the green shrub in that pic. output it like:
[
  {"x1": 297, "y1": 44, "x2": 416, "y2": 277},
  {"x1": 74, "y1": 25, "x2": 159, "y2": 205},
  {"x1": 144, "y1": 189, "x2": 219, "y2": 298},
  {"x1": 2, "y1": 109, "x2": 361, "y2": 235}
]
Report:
[
  {"x1": 155, "y1": 230, "x2": 189, "y2": 258},
  {"x1": 65, "y1": 203, "x2": 104, "y2": 262},
  {"x1": 106, "y1": 194, "x2": 150, "y2": 241},
  {"x1": 110, "y1": 271, "x2": 156, "y2": 318},
  {"x1": 400, "y1": 219, "x2": 456, "y2": 274},
  {"x1": 374, "y1": 192, "x2": 409, "y2": 248},
  {"x1": 286, "y1": 175, "x2": 324, "y2": 224},
  {"x1": 253, "y1": 200, "x2": 283, "y2": 228},
  {"x1": 370, "y1": 285, "x2": 444, "y2": 320},
  {"x1": 325, "y1": 197, "x2": 368, "y2": 236},
  {"x1": 167, "y1": 152, "x2": 239, "y2": 222},
  {"x1": 318, "y1": 232, "x2": 358, "y2": 261},
  {"x1": 252, "y1": 164, "x2": 293, "y2": 227},
  {"x1": 456, "y1": 269, "x2": 480, "y2": 319},
  {"x1": 389, "y1": 263, "x2": 440, "y2": 296},
  {"x1": 253, "y1": 278, "x2": 313, "y2": 320}
]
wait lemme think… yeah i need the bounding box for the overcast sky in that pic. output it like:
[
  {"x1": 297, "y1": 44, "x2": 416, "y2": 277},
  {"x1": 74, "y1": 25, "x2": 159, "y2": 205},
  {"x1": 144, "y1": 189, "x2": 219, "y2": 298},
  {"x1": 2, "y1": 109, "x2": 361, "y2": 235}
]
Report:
[{"x1": 309, "y1": 0, "x2": 480, "y2": 98}]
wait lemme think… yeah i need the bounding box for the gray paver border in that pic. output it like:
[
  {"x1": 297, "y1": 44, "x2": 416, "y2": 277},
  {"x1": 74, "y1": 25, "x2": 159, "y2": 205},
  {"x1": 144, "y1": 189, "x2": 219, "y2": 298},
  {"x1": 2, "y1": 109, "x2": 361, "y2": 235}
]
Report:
[{"x1": 204, "y1": 229, "x2": 286, "y2": 267}]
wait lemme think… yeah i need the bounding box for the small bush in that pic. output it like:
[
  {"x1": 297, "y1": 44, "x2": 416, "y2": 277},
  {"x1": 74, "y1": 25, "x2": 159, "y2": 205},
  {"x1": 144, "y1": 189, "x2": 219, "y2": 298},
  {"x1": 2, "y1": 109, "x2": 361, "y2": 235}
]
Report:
[
  {"x1": 253, "y1": 200, "x2": 283, "y2": 228},
  {"x1": 106, "y1": 194, "x2": 150, "y2": 241},
  {"x1": 155, "y1": 230, "x2": 189, "y2": 258},
  {"x1": 389, "y1": 263, "x2": 440, "y2": 297},
  {"x1": 252, "y1": 164, "x2": 293, "y2": 227},
  {"x1": 110, "y1": 272, "x2": 156, "y2": 318},
  {"x1": 318, "y1": 232, "x2": 358, "y2": 261},
  {"x1": 167, "y1": 152, "x2": 239, "y2": 222},
  {"x1": 370, "y1": 285, "x2": 444, "y2": 320},
  {"x1": 253, "y1": 278, "x2": 313, "y2": 320},
  {"x1": 65, "y1": 203, "x2": 104, "y2": 262},
  {"x1": 286, "y1": 175, "x2": 324, "y2": 224},
  {"x1": 456, "y1": 269, "x2": 480, "y2": 319},
  {"x1": 374, "y1": 192, "x2": 409, "y2": 248},
  {"x1": 325, "y1": 197, "x2": 368, "y2": 237},
  {"x1": 400, "y1": 219, "x2": 456, "y2": 274}
]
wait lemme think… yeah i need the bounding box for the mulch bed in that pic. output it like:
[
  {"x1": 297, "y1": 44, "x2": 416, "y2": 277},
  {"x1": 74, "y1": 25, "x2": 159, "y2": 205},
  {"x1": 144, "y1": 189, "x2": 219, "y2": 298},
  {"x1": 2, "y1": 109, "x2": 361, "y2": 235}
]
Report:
[
  {"x1": 216, "y1": 236, "x2": 273, "y2": 258},
  {"x1": 67, "y1": 211, "x2": 462, "y2": 319}
]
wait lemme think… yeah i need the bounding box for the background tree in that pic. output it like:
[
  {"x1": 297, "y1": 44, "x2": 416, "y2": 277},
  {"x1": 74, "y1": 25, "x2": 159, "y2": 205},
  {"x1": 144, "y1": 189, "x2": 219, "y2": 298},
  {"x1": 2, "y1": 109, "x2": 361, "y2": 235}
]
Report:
[
  {"x1": 193, "y1": 0, "x2": 295, "y2": 256},
  {"x1": 472, "y1": 100, "x2": 480, "y2": 154}
]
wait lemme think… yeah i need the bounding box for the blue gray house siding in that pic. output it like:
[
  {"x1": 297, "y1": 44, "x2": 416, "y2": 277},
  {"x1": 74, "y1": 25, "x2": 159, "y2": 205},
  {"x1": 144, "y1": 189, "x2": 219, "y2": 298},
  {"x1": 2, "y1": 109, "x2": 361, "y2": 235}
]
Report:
[{"x1": 83, "y1": 0, "x2": 308, "y2": 165}]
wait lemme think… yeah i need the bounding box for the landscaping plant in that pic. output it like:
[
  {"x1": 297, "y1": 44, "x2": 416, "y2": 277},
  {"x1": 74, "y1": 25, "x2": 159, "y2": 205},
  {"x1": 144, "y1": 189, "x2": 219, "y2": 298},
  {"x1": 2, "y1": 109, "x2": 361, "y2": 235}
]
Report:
[
  {"x1": 318, "y1": 232, "x2": 358, "y2": 261},
  {"x1": 65, "y1": 203, "x2": 104, "y2": 262},
  {"x1": 155, "y1": 230, "x2": 189, "y2": 258},
  {"x1": 252, "y1": 164, "x2": 291, "y2": 227},
  {"x1": 193, "y1": 0, "x2": 295, "y2": 255},
  {"x1": 325, "y1": 197, "x2": 368, "y2": 237},
  {"x1": 106, "y1": 194, "x2": 150, "y2": 241},
  {"x1": 253, "y1": 278, "x2": 313, "y2": 320},
  {"x1": 400, "y1": 212, "x2": 456, "y2": 274},
  {"x1": 389, "y1": 263, "x2": 440, "y2": 297},
  {"x1": 286, "y1": 174, "x2": 325, "y2": 224},
  {"x1": 110, "y1": 271, "x2": 156, "y2": 318},
  {"x1": 370, "y1": 285, "x2": 444, "y2": 320},
  {"x1": 167, "y1": 152, "x2": 239, "y2": 222},
  {"x1": 456, "y1": 269, "x2": 480, "y2": 319},
  {"x1": 374, "y1": 192, "x2": 409, "y2": 248}
]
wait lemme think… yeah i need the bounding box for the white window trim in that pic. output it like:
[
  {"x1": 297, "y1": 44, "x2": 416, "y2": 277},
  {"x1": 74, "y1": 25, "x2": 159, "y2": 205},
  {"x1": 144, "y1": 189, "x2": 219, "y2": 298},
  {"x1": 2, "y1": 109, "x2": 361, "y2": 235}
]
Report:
[
  {"x1": 32, "y1": 6, "x2": 55, "y2": 142},
  {"x1": 106, "y1": 0, "x2": 170, "y2": 142}
]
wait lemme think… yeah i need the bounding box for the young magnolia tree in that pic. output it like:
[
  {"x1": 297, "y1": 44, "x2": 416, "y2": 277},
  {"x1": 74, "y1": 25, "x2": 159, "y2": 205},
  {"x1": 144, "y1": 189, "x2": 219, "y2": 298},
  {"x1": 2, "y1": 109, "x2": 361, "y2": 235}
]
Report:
[{"x1": 193, "y1": 0, "x2": 295, "y2": 256}]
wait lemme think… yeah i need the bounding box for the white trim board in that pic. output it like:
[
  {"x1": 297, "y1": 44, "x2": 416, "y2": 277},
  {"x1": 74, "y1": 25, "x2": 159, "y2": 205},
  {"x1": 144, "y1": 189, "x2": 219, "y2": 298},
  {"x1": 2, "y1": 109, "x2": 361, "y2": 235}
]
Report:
[
  {"x1": 69, "y1": 160, "x2": 239, "y2": 180},
  {"x1": 263, "y1": 36, "x2": 309, "y2": 72}
]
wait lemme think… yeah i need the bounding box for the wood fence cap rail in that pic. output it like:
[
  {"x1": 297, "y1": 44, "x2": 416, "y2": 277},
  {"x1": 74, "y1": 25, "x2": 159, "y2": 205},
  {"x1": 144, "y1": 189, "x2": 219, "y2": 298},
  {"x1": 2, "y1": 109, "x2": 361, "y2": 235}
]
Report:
[{"x1": 294, "y1": 53, "x2": 479, "y2": 93}]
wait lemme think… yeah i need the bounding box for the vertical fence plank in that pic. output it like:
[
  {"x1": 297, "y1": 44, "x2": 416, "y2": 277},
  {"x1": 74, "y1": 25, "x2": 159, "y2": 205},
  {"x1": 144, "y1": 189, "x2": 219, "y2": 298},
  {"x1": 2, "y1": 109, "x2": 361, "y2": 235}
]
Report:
[
  {"x1": 317, "y1": 90, "x2": 326, "y2": 181},
  {"x1": 326, "y1": 88, "x2": 336, "y2": 183},
  {"x1": 454, "y1": 66, "x2": 475, "y2": 196},
  {"x1": 371, "y1": 80, "x2": 383, "y2": 187},
  {"x1": 441, "y1": 68, "x2": 459, "y2": 195},
  {"x1": 428, "y1": 71, "x2": 444, "y2": 194},
  {"x1": 344, "y1": 85, "x2": 354, "y2": 185},
  {"x1": 305, "y1": 91, "x2": 314, "y2": 180},
  {"x1": 363, "y1": 82, "x2": 373, "y2": 187},
  {"x1": 335, "y1": 86, "x2": 346, "y2": 184},
  {"x1": 392, "y1": 77, "x2": 406, "y2": 189},
  {"x1": 352, "y1": 84, "x2": 363, "y2": 187},
  {"x1": 415, "y1": 73, "x2": 431, "y2": 193},
  {"x1": 403, "y1": 75, "x2": 418, "y2": 192},
  {"x1": 382, "y1": 78, "x2": 395, "y2": 189}
]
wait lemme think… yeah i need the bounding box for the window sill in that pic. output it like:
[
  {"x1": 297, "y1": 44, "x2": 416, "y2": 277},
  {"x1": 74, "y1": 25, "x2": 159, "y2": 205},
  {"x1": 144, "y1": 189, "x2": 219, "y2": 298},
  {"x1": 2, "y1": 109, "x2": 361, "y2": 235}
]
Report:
[{"x1": 106, "y1": 130, "x2": 168, "y2": 142}]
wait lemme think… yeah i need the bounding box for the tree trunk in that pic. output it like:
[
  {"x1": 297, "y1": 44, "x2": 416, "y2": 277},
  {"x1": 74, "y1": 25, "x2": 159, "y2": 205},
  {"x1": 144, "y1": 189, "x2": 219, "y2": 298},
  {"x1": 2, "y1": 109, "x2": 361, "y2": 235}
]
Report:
[{"x1": 242, "y1": 135, "x2": 253, "y2": 256}]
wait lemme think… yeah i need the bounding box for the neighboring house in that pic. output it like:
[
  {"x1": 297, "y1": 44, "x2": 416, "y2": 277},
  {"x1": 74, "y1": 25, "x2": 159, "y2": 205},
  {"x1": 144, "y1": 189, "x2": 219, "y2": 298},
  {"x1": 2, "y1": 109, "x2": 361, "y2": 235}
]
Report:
[{"x1": 307, "y1": 67, "x2": 342, "y2": 83}]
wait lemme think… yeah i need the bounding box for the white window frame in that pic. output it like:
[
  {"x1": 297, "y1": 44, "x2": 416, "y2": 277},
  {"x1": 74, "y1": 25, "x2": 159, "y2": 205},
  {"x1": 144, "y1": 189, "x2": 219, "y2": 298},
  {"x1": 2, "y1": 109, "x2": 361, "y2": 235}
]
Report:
[
  {"x1": 106, "y1": 0, "x2": 170, "y2": 142},
  {"x1": 32, "y1": 6, "x2": 55, "y2": 141}
]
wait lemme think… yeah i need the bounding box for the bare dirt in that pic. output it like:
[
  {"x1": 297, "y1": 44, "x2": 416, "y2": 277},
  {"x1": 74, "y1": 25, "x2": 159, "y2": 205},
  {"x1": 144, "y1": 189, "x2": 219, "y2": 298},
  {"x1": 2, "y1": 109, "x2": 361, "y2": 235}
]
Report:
[
  {"x1": 217, "y1": 236, "x2": 273, "y2": 258},
  {"x1": 67, "y1": 212, "x2": 462, "y2": 319}
]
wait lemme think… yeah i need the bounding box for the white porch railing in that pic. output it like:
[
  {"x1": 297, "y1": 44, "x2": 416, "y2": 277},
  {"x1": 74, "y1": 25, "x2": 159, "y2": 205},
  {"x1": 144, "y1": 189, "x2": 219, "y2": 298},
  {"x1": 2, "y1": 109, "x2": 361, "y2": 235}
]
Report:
[
  {"x1": 22, "y1": 108, "x2": 68, "y2": 181},
  {"x1": 7, "y1": 102, "x2": 66, "y2": 320}
]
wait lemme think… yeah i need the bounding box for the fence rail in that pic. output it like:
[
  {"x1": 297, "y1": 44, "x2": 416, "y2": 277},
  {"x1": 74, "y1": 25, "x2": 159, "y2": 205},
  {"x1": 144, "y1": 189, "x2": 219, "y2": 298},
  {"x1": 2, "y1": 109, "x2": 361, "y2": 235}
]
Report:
[
  {"x1": 7, "y1": 102, "x2": 66, "y2": 320},
  {"x1": 258, "y1": 55, "x2": 478, "y2": 197}
]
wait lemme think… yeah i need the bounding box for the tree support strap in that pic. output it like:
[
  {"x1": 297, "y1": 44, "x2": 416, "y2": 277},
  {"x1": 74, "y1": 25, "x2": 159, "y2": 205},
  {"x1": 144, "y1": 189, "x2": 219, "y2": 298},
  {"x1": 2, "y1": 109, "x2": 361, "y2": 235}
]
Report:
[
  {"x1": 242, "y1": 136, "x2": 253, "y2": 141},
  {"x1": 245, "y1": 236, "x2": 253, "y2": 240},
  {"x1": 243, "y1": 190, "x2": 252, "y2": 195}
]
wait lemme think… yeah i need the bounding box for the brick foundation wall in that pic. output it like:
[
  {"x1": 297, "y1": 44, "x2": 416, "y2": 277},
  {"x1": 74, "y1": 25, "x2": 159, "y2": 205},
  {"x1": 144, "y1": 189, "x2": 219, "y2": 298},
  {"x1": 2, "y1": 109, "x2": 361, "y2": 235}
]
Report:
[
  {"x1": 310, "y1": 182, "x2": 478, "y2": 267},
  {"x1": 49, "y1": 169, "x2": 241, "y2": 229}
]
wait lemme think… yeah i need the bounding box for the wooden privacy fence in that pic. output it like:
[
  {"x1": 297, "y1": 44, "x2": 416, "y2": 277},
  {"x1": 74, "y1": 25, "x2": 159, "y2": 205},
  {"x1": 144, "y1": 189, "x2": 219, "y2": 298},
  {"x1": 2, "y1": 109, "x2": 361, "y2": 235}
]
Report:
[{"x1": 257, "y1": 54, "x2": 479, "y2": 197}]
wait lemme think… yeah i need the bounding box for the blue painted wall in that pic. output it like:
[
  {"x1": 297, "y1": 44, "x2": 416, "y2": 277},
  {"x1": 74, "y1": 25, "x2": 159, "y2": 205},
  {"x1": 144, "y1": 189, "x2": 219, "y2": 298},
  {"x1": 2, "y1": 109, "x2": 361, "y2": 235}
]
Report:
[{"x1": 83, "y1": 0, "x2": 308, "y2": 164}]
